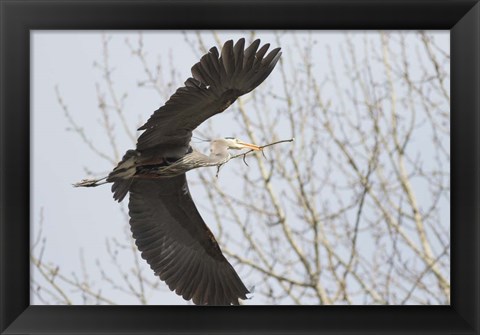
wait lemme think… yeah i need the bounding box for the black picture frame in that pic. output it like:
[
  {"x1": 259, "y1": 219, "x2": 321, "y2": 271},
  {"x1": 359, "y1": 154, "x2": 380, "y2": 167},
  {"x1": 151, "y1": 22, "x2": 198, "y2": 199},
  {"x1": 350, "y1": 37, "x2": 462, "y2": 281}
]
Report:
[{"x1": 1, "y1": 0, "x2": 478, "y2": 334}]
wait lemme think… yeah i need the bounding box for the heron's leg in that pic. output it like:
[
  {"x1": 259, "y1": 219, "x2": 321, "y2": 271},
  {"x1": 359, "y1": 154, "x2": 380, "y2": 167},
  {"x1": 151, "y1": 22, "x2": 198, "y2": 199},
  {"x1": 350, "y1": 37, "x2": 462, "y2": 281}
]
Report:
[{"x1": 215, "y1": 164, "x2": 224, "y2": 178}]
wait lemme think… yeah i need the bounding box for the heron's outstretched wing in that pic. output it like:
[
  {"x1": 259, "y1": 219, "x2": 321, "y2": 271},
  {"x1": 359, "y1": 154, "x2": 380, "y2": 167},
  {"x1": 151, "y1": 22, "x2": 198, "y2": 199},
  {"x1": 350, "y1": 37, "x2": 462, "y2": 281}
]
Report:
[
  {"x1": 128, "y1": 175, "x2": 249, "y2": 305},
  {"x1": 136, "y1": 38, "x2": 281, "y2": 153}
]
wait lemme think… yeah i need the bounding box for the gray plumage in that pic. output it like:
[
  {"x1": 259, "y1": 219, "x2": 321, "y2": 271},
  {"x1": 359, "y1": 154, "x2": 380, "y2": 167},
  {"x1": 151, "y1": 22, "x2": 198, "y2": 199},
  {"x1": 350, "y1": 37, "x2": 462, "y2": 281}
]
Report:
[
  {"x1": 137, "y1": 139, "x2": 235, "y2": 178},
  {"x1": 104, "y1": 38, "x2": 281, "y2": 305}
]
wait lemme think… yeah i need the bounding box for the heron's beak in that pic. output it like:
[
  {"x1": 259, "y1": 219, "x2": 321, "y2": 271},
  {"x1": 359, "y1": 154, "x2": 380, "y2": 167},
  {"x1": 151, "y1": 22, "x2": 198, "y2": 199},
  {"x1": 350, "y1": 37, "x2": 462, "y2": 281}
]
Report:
[{"x1": 237, "y1": 140, "x2": 261, "y2": 151}]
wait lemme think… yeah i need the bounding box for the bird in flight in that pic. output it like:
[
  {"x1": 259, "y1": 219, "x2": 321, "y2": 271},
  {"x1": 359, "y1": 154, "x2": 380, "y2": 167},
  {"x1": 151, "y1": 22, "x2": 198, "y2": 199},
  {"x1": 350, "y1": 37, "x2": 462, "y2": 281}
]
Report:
[{"x1": 78, "y1": 38, "x2": 281, "y2": 305}]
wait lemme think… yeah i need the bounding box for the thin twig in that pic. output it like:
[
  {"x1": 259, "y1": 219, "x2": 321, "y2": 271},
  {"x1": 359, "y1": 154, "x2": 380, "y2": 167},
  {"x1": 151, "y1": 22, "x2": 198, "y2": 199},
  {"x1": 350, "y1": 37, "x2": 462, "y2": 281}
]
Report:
[{"x1": 230, "y1": 138, "x2": 295, "y2": 161}]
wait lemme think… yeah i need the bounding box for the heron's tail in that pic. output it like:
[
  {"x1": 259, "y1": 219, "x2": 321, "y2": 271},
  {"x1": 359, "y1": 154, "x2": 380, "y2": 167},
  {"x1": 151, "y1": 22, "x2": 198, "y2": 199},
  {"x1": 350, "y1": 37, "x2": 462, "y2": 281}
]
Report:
[{"x1": 107, "y1": 149, "x2": 140, "y2": 202}]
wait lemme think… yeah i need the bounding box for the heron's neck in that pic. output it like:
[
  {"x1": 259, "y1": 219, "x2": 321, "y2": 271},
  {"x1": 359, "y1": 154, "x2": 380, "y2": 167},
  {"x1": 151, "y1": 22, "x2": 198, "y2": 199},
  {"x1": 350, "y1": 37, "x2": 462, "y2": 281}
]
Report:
[{"x1": 208, "y1": 151, "x2": 230, "y2": 165}]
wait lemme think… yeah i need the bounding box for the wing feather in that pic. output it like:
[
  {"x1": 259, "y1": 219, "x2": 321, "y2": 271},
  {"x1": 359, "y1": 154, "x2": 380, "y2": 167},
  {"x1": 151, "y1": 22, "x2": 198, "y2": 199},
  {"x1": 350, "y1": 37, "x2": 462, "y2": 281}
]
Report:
[
  {"x1": 162, "y1": 247, "x2": 189, "y2": 282},
  {"x1": 192, "y1": 60, "x2": 215, "y2": 87},
  {"x1": 181, "y1": 258, "x2": 202, "y2": 301},
  {"x1": 192, "y1": 264, "x2": 208, "y2": 305},
  {"x1": 243, "y1": 39, "x2": 260, "y2": 69},
  {"x1": 171, "y1": 249, "x2": 195, "y2": 294},
  {"x1": 200, "y1": 54, "x2": 221, "y2": 88},
  {"x1": 233, "y1": 38, "x2": 245, "y2": 75},
  {"x1": 255, "y1": 43, "x2": 270, "y2": 63},
  {"x1": 210, "y1": 268, "x2": 223, "y2": 305},
  {"x1": 221, "y1": 40, "x2": 235, "y2": 77}
]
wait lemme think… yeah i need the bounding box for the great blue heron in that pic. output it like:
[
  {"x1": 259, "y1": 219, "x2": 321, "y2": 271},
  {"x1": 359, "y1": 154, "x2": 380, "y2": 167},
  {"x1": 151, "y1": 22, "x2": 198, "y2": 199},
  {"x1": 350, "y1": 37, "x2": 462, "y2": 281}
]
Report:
[{"x1": 78, "y1": 38, "x2": 281, "y2": 305}]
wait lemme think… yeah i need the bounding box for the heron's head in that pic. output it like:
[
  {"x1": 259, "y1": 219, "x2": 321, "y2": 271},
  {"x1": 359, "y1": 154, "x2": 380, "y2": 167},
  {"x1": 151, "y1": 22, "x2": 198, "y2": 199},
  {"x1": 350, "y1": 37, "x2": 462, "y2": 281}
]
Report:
[{"x1": 223, "y1": 137, "x2": 261, "y2": 151}]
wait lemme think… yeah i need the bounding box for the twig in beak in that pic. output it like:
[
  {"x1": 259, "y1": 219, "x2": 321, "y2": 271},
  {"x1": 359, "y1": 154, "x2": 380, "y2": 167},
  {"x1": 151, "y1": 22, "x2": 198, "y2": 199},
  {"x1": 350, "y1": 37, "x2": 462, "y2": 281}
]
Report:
[{"x1": 229, "y1": 138, "x2": 294, "y2": 161}]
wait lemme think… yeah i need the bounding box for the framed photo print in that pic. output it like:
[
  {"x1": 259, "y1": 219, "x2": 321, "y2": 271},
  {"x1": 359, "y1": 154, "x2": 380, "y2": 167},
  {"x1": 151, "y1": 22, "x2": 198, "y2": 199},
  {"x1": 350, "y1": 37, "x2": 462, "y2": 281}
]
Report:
[{"x1": 1, "y1": 0, "x2": 478, "y2": 334}]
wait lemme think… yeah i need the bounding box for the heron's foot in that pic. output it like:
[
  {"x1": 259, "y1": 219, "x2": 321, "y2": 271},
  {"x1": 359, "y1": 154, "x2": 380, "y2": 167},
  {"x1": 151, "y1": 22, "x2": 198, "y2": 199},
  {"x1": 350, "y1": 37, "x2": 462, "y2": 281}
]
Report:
[{"x1": 73, "y1": 178, "x2": 105, "y2": 187}]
